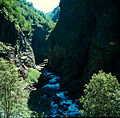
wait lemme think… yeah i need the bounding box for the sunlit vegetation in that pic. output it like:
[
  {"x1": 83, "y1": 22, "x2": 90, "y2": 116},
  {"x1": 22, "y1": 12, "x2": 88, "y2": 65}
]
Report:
[
  {"x1": 0, "y1": 58, "x2": 31, "y2": 118},
  {"x1": 27, "y1": 68, "x2": 41, "y2": 85},
  {"x1": 0, "y1": 0, "x2": 55, "y2": 36},
  {"x1": 46, "y1": 6, "x2": 60, "y2": 23},
  {"x1": 80, "y1": 71, "x2": 120, "y2": 117},
  {"x1": 0, "y1": 58, "x2": 42, "y2": 118}
]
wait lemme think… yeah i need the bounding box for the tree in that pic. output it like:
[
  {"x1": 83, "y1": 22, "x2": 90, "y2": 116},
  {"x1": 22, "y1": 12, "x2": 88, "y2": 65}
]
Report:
[
  {"x1": 0, "y1": 0, "x2": 54, "y2": 36},
  {"x1": 80, "y1": 70, "x2": 120, "y2": 117},
  {"x1": 0, "y1": 0, "x2": 3, "y2": 6},
  {"x1": 0, "y1": 58, "x2": 31, "y2": 118}
]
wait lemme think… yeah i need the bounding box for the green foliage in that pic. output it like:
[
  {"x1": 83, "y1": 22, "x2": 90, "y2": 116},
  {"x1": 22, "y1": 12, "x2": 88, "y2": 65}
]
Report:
[
  {"x1": 31, "y1": 111, "x2": 47, "y2": 118},
  {"x1": 0, "y1": 42, "x2": 8, "y2": 52},
  {"x1": 27, "y1": 68, "x2": 41, "y2": 85},
  {"x1": 0, "y1": 58, "x2": 31, "y2": 118},
  {"x1": 80, "y1": 70, "x2": 120, "y2": 117},
  {"x1": 0, "y1": 0, "x2": 2, "y2": 5},
  {"x1": 0, "y1": 0, "x2": 55, "y2": 36},
  {"x1": 46, "y1": 6, "x2": 60, "y2": 23}
]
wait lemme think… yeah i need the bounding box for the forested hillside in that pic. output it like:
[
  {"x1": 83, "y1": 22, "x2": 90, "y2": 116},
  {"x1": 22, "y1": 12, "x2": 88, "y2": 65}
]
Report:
[
  {"x1": 47, "y1": 6, "x2": 60, "y2": 23},
  {"x1": 0, "y1": 0, "x2": 54, "y2": 35}
]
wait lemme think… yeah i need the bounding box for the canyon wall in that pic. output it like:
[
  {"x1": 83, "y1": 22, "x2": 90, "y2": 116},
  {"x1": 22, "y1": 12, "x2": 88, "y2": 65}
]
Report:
[
  {"x1": 48, "y1": 0, "x2": 120, "y2": 97},
  {"x1": 0, "y1": 12, "x2": 35, "y2": 78}
]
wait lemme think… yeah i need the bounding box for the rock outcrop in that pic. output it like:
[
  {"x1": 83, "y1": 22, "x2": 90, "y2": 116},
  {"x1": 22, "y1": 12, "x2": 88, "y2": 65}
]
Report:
[
  {"x1": 0, "y1": 12, "x2": 35, "y2": 78},
  {"x1": 0, "y1": 0, "x2": 56, "y2": 69},
  {"x1": 31, "y1": 25, "x2": 49, "y2": 64},
  {"x1": 48, "y1": 0, "x2": 120, "y2": 97}
]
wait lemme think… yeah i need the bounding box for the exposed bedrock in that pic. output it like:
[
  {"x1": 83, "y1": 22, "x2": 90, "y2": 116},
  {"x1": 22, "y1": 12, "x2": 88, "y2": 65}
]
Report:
[{"x1": 48, "y1": 0, "x2": 120, "y2": 97}]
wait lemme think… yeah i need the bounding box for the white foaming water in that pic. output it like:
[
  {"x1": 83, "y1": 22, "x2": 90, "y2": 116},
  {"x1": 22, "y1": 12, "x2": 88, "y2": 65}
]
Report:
[
  {"x1": 42, "y1": 71, "x2": 60, "y2": 89},
  {"x1": 43, "y1": 83, "x2": 60, "y2": 89},
  {"x1": 43, "y1": 70, "x2": 53, "y2": 76},
  {"x1": 49, "y1": 76, "x2": 60, "y2": 84},
  {"x1": 40, "y1": 70, "x2": 81, "y2": 117},
  {"x1": 56, "y1": 92, "x2": 68, "y2": 99},
  {"x1": 51, "y1": 101, "x2": 59, "y2": 117},
  {"x1": 51, "y1": 91, "x2": 80, "y2": 117}
]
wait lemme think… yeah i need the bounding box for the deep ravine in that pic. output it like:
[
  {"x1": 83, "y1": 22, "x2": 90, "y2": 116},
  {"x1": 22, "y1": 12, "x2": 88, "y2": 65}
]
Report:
[{"x1": 28, "y1": 69, "x2": 82, "y2": 117}]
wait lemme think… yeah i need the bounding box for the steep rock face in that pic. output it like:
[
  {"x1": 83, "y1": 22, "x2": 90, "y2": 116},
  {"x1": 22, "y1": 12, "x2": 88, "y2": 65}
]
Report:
[
  {"x1": 32, "y1": 25, "x2": 49, "y2": 64},
  {"x1": 48, "y1": 0, "x2": 120, "y2": 97},
  {"x1": 0, "y1": 11, "x2": 17, "y2": 45},
  {"x1": 0, "y1": 0, "x2": 56, "y2": 67},
  {"x1": 0, "y1": 13, "x2": 35, "y2": 78},
  {"x1": 32, "y1": 7, "x2": 60, "y2": 65}
]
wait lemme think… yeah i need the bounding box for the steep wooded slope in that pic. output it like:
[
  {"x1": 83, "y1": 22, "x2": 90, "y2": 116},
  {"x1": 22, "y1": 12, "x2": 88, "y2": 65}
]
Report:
[
  {"x1": 47, "y1": 6, "x2": 60, "y2": 23},
  {"x1": 0, "y1": 0, "x2": 54, "y2": 77}
]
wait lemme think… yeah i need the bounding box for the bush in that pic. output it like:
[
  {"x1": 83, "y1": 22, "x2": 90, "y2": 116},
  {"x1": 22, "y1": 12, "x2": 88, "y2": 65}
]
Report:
[
  {"x1": 28, "y1": 68, "x2": 41, "y2": 85},
  {"x1": 80, "y1": 70, "x2": 120, "y2": 117}
]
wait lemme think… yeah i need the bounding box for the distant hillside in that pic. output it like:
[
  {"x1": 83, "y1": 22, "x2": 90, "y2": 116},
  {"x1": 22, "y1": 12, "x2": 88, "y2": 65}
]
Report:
[{"x1": 46, "y1": 6, "x2": 60, "y2": 23}]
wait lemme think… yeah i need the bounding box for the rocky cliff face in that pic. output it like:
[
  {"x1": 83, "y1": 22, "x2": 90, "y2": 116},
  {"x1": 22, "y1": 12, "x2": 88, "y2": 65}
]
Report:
[
  {"x1": 0, "y1": 12, "x2": 35, "y2": 78},
  {"x1": 48, "y1": 0, "x2": 120, "y2": 97},
  {"x1": 0, "y1": 0, "x2": 55, "y2": 69},
  {"x1": 31, "y1": 25, "x2": 49, "y2": 64}
]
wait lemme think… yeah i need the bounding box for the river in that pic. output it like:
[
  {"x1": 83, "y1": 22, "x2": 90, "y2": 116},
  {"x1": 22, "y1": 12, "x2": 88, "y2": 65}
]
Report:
[{"x1": 28, "y1": 69, "x2": 81, "y2": 117}]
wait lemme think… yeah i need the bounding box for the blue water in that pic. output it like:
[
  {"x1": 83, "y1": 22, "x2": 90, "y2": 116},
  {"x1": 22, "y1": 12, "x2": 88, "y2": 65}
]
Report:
[
  {"x1": 43, "y1": 83, "x2": 60, "y2": 89},
  {"x1": 40, "y1": 70, "x2": 81, "y2": 117}
]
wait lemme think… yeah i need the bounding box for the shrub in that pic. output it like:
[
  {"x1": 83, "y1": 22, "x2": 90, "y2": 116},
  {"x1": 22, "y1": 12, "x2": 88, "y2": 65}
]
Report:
[
  {"x1": 28, "y1": 68, "x2": 41, "y2": 85},
  {"x1": 80, "y1": 70, "x2": 120, "y2": 117}
]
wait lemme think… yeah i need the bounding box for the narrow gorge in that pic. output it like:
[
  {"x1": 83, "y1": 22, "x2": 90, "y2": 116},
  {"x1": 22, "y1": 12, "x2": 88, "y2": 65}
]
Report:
[{"x1": 0, "y1": 0, "x2": 120, "y2": 117}]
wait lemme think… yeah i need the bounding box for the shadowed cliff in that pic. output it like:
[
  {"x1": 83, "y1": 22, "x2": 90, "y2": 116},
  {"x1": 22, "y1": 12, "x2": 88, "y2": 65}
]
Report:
[{"x1": 48, "y1": 0, "x2": 120, "y2": 98}]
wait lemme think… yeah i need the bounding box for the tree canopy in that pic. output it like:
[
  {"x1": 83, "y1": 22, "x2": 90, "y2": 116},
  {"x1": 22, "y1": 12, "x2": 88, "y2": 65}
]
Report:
[
  {"x1": 80, "y1": 71, "x2": 120, "y2": 117},
  {"x1": 0, "y1": 0, "x2": 55, "y2": 36}
]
